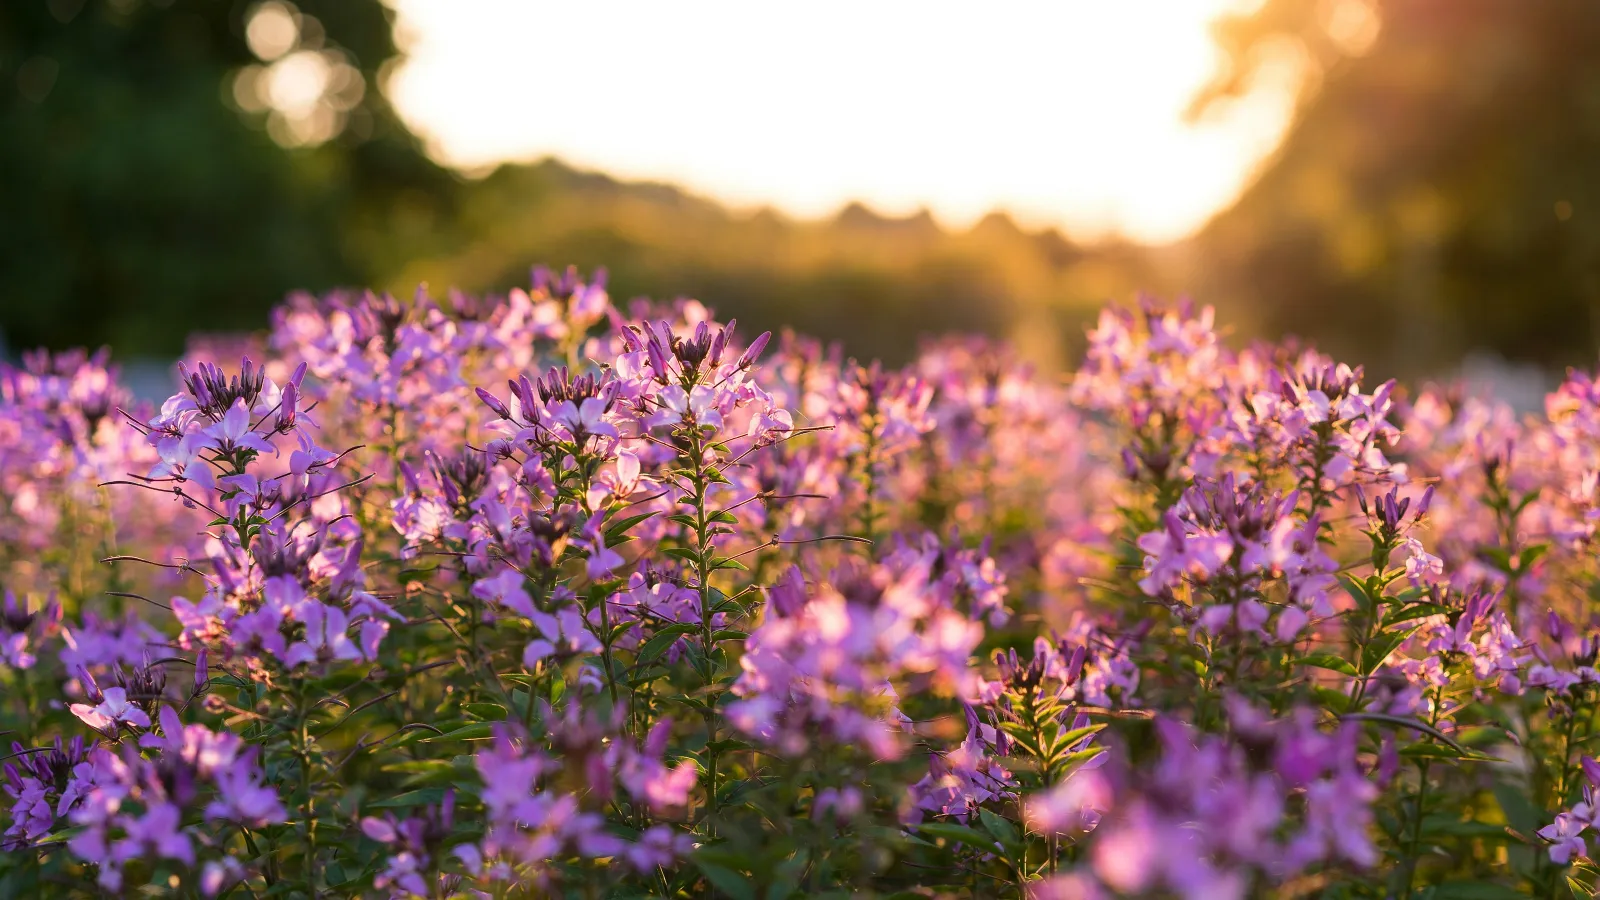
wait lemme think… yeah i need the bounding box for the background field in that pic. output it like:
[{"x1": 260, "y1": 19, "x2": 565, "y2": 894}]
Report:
[{"x1": 4, "y1": 0, "x2": 1598, "y2": 382}]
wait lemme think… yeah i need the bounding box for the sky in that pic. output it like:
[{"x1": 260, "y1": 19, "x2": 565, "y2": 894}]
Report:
[{"x1": 384, "y1": 1, "x2": 1298, "y2": 244}]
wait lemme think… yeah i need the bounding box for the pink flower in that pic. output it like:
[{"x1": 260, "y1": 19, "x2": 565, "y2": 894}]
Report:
[
  {"x1": 204, "y1": 749, "x2": 287, "y2": 826},
  {"x1": 523, "y1": 606, "x2": 601, "y2": 665},
  {"x1": 1136, "y1": 511, "x2": 1233, "y2": 595},
  {"x1": 282, "y1": 602, "x2": 361, "y2": 668},
  {"x1": 69, "y1": 687, "x2": 149, "y2": 733},
  {"x1": 200, "y1": 399, "x2": 274, "y2": 456},
  {"x1": 651, "y1": 384, "x2": 724, "y2": 430},
  {"x1": 1402, "y1": 537, "x2": 1444, "y2": 582},
  {"x1": 472, "y1": 569, "x2": 536, "y2": 619},
  {"x1": 1025, "y1": 768, "x2": 1112, "y2": 837},
  {"x1": 553, "y1": 397, "x2": 618, "y2": 440},
  {"x1": 1541, "y1": 812, "x2": 1589, "y2": 865}
]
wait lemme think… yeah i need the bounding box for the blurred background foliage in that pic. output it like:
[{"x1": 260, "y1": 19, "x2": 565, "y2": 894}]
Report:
[{"x1": 3, "y1": 0, "x2": 1599, "y2": 379}]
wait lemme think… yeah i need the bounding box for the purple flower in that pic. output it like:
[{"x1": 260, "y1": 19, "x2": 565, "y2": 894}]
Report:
[
  {"x1": 553, "y1": 396, "x2": 618, "y2": 440},
  {"x1": 1135, "y1": 510, "x2": 1232, "y2": 595},
  {"x1": 575, "y1": 515, "x2": 625, "y2": 581},
  {"x1": 200, "y1": 399, "x2": 274, "y2": 456},
  {"x1": 282, "y1": 602, "x2": 361, "y2": 668},
  {"x1": 1541, "y1": 812, "x2": 1589, "y2": 865},
  {"x1": 69, "y1": 686, "x2": 150, "y2": 734},
  {"x1": 205, "y1": 748, "x2": 287, "y2": 826},
  {"x1": 472, "y1": 568, "x2": 536, "y2": 619},
  {"x1": 616, "y1": 720, "x2": 698, "y2": 813},
  {"x1": 650, "y1": 384, "x2": 724, "y2": 430}
]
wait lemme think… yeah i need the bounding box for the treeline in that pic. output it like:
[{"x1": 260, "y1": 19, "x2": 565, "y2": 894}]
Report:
[{"x1": 6, "y1": 0, "x2": 1600, "y2": 377}]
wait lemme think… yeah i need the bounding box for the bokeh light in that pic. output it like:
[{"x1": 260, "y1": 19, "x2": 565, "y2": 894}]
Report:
[{"x1": 231, "y1": 1, "x2": 366, "y2": 148}]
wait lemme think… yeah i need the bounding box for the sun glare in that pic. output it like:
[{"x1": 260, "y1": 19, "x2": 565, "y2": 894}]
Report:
[{"x1": 385, "y1": 0, "x2": 1295, "y2": 243}]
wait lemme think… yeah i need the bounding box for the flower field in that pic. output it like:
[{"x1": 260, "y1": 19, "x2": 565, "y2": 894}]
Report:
[{"x1": 3, "y1": 268, "x2": 1599, "y2": 898}]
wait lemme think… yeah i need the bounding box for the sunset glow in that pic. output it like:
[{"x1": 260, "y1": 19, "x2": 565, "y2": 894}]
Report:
[{"x1": 385, "y1": 1, "x2": 1297, "y2": 242}]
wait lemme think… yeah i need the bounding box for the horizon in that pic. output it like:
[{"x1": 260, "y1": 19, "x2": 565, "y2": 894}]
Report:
[{"x1": 384, "y1": 0, "x2": 1303, "y2": 244}]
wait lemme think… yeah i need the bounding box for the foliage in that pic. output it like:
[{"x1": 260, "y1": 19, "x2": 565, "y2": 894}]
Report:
[
  {"x1": 1194, "y1": 0, "x2": 1600, "y2": 375},
  {"x1": 0, "y1": 0, "x2": 454, "y2": 355}
]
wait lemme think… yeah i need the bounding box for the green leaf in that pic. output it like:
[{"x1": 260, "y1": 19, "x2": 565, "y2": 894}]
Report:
[
  {"x1": 693, "y1": 860, "x2": 755, "y2": 900},
  {"x1": 1052, "y1": 723, "x2": 1107, "y2": 749},
  {"x1": 1361, "y1": 625, "x2": 1420, "y2": 675},
  {"x1": 369, "y1": 788, "x2": 450, "y2": 809},
  {"x1": 422, "y1": 722, "x2": 495, "y2": 743},
  {"x1": 997, "y1": 721, "x2": 1044, "y2": 757},
  {"x1": 978, "y1": 808, "x2": 1021, "y2": 849},
  {"x1": 461, "y1": 702, "x2": 506, "y2": 720},
  {"x1": 1339, "y1": 574, "x2": 1374, "y2": 612},
  {"x1": 861, "y1": 824, "x2": 929, "y2": 848},
  {"x1": 1399, "y1": 742, "x2": 1499, "y2": 763},
  {"x1": 381, "y1": 759, "x2": 455, "y2": 775},
  {"x1": 1053, "y1": 747, "x2": 1107, "y2": 774},
  {"x1": 915, "y1": 821, "x2": 1000, "y2": 852},
  {"x1": 1297, "y1": 653, "x2": 1359, "y2": 677},
  {"x1": 1453, "y1": 726, "x2": 1508, "y2": 748},
  {"x1": 30, "y1": 825, "x2": 86, "y2": 845},
  {"x1": 1382, "y1": 603, "x2": 1452, "y2": 627},
  {"x1": 1418, "y1": 813, "x2": 1515, "y2": 840},
  {"x1": 663, "y1": 547, "x2": 703, "y2": 563},
  {"x1": 765, "y1": 849, "x2": 810, "y2": 900},
  {"x1": 1312, "y1": 686, "x2": 1351, "y2": 715},
  {"x1": 635, "y1": 623, "x2": 699, "y2": 667},
  {"x1": 1491, "y1": 778, "x2": 1543, "y2": 839},
  {"x1": 1430, "y1": 882, "x2": 1532, "y2": 899},
  {"x1": 604, "y1": 512, "x2": 658, "y2": 541},
  {"x1": 665, "y1": 695, "x2": 713, "y2": 713}
]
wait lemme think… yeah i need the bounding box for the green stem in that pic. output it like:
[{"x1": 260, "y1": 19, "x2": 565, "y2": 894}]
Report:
[
  {"x1": 296, "y1": 684, "x2": 318, "y2": 897},
  {"x1": 685, "y1": 425, "x2": 721, "y2": 836}
]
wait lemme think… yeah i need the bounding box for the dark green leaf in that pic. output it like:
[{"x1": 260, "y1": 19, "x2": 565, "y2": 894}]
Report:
[
  {"x1": 369, "y1": 788, "x2": 450, "y2": 809},
  {"x1": 1297, "y1": 653, "x2": 1359, "y2": 677},
  {"x1": 693, "y1": 861, "x2": 755, "y2": 900}
]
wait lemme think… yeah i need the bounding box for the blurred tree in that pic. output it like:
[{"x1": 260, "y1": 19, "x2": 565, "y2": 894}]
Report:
[
  {"x1": 1188, "y1": 0, "x2": 1600, "y2": 377},
  {"x1": 387, "y1": 159, "x2": 1168, "y2": 368},
  {"x1": 0, "y1": 0, "x2": 454, "y2": 355},
  {"x1": 0, "y1": 0, "x2": 1163, "y2": 368}
]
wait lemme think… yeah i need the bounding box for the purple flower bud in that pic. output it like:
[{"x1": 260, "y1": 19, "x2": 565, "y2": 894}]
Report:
[
  {"x1": 194, "y1": 647, "x2": 209, "y2": 695},
  {"x1": 1066, "y1": 644, "x2": 1087, "y2": 684},
  {"x1": 77, "y1": 667, "x2": 103, "y2": 704},
  {"x1": 511, "y1": 376, "x2": 539, "y2": 420},
  {"x1": 738, "y1": 331, "x2": 772, "y2": 369},
  {"x1": 620, "y1": 325, "x2": 644, "y2": 352},
  {"x1": 476, "y1": 388, "x2": 512, "y2": 420},
  {"x1": 1375, "y1": 732, "x2": 1399, "y2": 788},
  {"x1": 1415, "y1": 484, "x2": 1435, "y2": 519},
  {"x1": 709, "y1": 322, "x2": 730, "y2": 368},
  {"x1": 646, "y1": 339, "x2": 670, "y2": 384},
  {"x1": 276, "y1": 381, "x2": 298, "y2": 432}
]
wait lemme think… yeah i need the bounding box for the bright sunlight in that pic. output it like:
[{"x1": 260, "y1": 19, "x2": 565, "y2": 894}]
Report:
[{"x1": 386, "y1": 0, "x2": 1297, "y2": 243}]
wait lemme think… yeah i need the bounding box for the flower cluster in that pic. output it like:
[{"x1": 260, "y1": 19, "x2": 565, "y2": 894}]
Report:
[{"x1": 8, "y1": 273, "x2": 1600, "y2": 897}]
